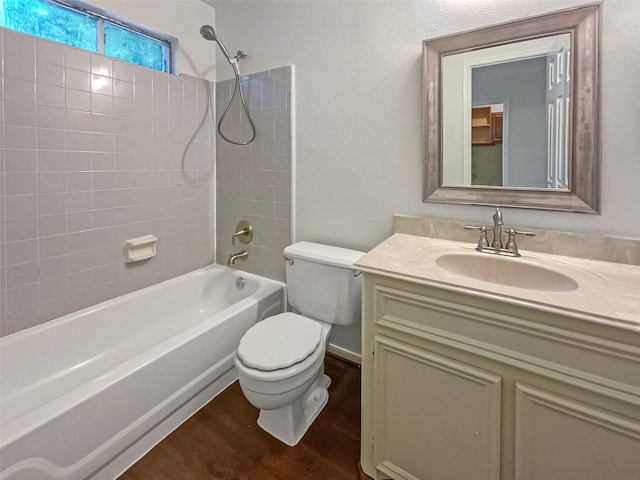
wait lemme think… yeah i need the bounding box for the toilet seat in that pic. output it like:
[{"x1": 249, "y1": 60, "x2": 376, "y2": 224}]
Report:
[{"x1": 237, "y1": 313, "x2": 323, "y2": 372}]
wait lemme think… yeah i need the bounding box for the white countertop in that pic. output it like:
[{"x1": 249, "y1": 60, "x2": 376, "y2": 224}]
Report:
[{"x1": 354, "y1": 234, "x2": 640, "y2": 333}]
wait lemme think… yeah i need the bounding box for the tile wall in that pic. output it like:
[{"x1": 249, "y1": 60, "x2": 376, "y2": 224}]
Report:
[
  {"x1": 215, "y1": 66, "x2": 293, "y2": 281},
  {"x1": 0, "y1": 28, "x2": 216, "y2": 336}
]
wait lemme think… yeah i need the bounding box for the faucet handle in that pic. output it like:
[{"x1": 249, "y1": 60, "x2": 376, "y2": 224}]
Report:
[
  {"x1": 512, "y1": 229, "x2": 536, "y2": 237},
  {"x1": 231, "y1": 220, "x2": 253, "y2": 245},
  {"x1": 504, "y1": 228, "x2": 536, "y2": 256},
  {"x1": 464, "y1": 225, "x2": 490, "y2": 249}
]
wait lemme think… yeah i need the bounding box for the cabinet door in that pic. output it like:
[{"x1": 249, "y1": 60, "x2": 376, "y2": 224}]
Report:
[
  {"x1": 515, "y1": 383, "x2": 640, "y2": 480},
  {"x1": 373, "y1": 335, "x2": 502, "y2": 480}
]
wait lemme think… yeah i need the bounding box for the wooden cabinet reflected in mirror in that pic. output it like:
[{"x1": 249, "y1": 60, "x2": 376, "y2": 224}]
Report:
[
  {"x1": 471, "y1": 106, "x2": 503, "y2": 187},
  {"x1": 471, "y1": 106, "x2": 493, "y2": 145}
]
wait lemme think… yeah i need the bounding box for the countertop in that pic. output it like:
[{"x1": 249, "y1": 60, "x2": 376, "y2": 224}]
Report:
[{"x1": 354, "y1": 234, "x2": 640, "y2": 333}]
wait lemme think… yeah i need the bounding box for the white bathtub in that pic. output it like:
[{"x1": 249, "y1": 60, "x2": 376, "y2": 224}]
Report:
[{"x1": 0, "y1": 265, "x2": 285, "y2": 480}]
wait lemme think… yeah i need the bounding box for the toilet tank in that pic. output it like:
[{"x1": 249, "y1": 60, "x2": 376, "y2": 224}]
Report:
[{"x1": 284, "y1": 242, "x2": 364, "y2": 325}]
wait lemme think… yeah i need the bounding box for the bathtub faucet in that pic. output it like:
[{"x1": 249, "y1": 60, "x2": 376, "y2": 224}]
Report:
[{"x1": 227, "y1": 250, "x2": 249, "y2": 266}]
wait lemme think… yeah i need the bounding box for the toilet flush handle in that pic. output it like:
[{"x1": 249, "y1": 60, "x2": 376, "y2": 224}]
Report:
[{"x1": 282, "y1": 256, "x2": 361, "y2": 276}]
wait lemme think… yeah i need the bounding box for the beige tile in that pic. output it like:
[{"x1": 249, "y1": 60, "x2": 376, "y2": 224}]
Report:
[
  {"x1": 91, "y1": 54, "x2": 112, "y2": 77},
  {"x1": 6, "y1": 261, "x2": 38, "y2": 289},
  {"x1": 39, "y1": 235, "x2": 68, "y2": 259},
  {"x1": 39, "y1": 214, "x2": 67, "y2": 237},
  {"x1": 37, "y1": 128, "x2": 66, "y2": 150},
  {"x1": 37, "y1": 105, "x2": 65, "y2": 129},
  {"x1": 3, "y1": 54, "x2": 35, "y2": 81},
  {"x1": 6, "y1": 217, "x2": 37, "y2": 242},
  {"x1": 66, "y1": 68, "x2": 90, "y2": 92},
  {"x1": 4, "y1": 101, "x2": 37, "y2": 127},
  {"x1": 36, "y1": 38, "x2": 64, "y2": 66},
  {"x1": 4, "y1": 125, "x2": 37, "y2": 149},
  {"x1": 6, "y1": 172, "x2": 37, "y2": 195},
  {"x1": 36, "y1": 61, "x2": 64, "y2": 87},
  {"x1": 5, "y1": 195, "x2": 37, "y2": 219},
  {"x1": 4, "y1": 149, "x2": 37, "y2": 171},
  {"x1": 37, "y1": 84, "x2": 65, "y2": 108},
  {"x1": 5, "y1": 240, "x2": 37, "y2": 266},
  {"x1": 66, "y1": 48, "x2": 90, "y2": 72}
]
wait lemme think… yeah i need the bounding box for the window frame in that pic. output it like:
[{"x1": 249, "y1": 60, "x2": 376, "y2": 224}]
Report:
[{"x1": 2, "y1": 0, "x2": 178, "y2": 74}]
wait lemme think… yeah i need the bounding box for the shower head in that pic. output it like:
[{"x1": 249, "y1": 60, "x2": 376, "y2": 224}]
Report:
[
  {"x1": 199, "y1": 25, "x2": 217, "y2": 41},
  {"x1": 200, "y1": 24, "x2": 234, "y2": 63}
]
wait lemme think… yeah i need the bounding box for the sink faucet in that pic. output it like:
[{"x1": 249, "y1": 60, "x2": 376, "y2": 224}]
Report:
[
  {"x1": 227, "y1": 250, "x2": 248, "y2": 266},
  {"x1": 464, "y1": 206, "x2": 535, "y2": 257},
  {"x1": 492, "y1": 207, "x2": 504, "y2": 249}
]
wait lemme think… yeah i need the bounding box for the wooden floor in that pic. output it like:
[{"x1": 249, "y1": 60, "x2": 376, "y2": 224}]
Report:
[{"x1": 120, "y1": 355, "x2": 362, "y2": 480}]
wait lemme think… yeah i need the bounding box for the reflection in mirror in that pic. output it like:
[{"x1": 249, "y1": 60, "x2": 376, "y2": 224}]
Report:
[
  {"x1": 423, "y1": 4, "x2": 600, "y2": 213},
  {"x1": 442, "y1": 34, "x2": 571, "y2": 189}
]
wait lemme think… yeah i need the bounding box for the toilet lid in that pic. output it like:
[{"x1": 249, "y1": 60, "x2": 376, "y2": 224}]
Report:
[{"x1": 237, "y1": 313, "x2": 322, "y2": 371}]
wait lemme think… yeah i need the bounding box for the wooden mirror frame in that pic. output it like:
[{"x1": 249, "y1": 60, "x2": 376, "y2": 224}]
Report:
[{"x1": 423, "y1": 4, "x2": 600, "y2": 213}]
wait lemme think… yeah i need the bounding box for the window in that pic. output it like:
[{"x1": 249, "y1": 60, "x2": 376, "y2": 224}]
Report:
[{"x1": 0, "y1": 0, "x2": 174, "y2": 73}]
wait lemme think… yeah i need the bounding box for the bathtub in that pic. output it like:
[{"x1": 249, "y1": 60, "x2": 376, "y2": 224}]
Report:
[{"x1": 0, "y1": 265, "x2": 285, "y2": 480}]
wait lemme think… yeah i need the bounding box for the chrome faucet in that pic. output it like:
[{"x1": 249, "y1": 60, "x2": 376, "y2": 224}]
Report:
[
  {"x1": 227, "y1": 250, "x2": 248, "y2": 266},
  {"x1": 464, "y1": 206, "x2": 535, "y2": 257}
]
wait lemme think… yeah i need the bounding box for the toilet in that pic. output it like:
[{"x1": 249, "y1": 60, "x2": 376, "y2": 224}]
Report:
[{"x1": 233, "y1": 242, "x2": 364, "y2": 446}]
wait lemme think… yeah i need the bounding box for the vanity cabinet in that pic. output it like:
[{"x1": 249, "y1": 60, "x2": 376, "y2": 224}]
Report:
[{"x1": 360, "y1": 273, "x2": 640, "y2": 480}]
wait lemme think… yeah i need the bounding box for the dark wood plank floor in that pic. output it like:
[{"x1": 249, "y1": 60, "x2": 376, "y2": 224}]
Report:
[{"x1": 120, "y1": 355, "x2": 362, "y2": 480}]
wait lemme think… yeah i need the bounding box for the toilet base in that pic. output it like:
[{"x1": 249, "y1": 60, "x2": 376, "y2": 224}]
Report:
[{"x1": 257, "y1": 373, "x2": 331, "y2": 446}]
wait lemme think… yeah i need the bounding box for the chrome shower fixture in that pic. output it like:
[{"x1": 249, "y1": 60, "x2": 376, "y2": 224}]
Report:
[
  {"x1": 200, "y1": 25, "x2": 233, "y2": 63},
  {"x1": 200, "y1": 24, "x2": 256, "y2": 145},
  {"x1": 199, "y1": 24, "x2": 216, "y2": 41}
]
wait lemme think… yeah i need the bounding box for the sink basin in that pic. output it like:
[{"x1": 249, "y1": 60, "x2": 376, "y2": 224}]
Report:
[{"x1": 435, "y1": 253, "x2": 579, "y2": 292}]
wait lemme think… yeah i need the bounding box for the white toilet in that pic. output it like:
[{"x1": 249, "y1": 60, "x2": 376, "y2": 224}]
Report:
[{"x1": 233, "y1": 242, "x2": 364, "y2": 446}]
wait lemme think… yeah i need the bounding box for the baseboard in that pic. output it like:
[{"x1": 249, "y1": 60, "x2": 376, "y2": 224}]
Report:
[
  {"x1": 358, "y1": 461, "x2": 375, "y2": 479},
  {"x1": 327, "y1": 343, "x2": 361, "y2": 365}
]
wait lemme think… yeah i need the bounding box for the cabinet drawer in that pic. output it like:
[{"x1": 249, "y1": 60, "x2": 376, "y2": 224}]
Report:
[{"x1": 370, "y1": 277, "x2": 640, "y2": 400}]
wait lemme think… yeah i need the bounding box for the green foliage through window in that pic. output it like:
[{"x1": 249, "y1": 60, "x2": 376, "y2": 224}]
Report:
[
  {"x1": 0, "y1": 0, "x2": 172, "y2": 73},
  {"x1": 105, "y1": 23, "x2": 166, "y2": 72},
  {"x1": 0, "y1": 0, "x2": 97, "y2": 50}
]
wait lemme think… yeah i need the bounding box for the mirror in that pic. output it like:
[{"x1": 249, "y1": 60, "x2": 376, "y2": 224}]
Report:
[
  {"x1": 443, "y1": 34, "x2": 571, "y2": 189},
  {"x1": 423, "y1": 4, "x2": 600, "y2": 212}
]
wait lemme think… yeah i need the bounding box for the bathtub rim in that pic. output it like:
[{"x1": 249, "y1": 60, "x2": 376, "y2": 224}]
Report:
[{"x1": 0, "y1": 264, "x2": 284, "y2": 345}]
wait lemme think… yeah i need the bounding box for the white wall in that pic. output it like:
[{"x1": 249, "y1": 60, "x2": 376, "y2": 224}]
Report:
[
  {"x1": 91, "y1": 0, "x2": 217, "y2": 80},
  {"x1": 208, "y1": 0, "x2": 640, "y2": 252}
]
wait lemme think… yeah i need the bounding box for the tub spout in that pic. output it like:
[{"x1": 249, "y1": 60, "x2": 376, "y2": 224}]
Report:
[{"x1": 227, "y1": 250, "x2": 248, "y2": 266}]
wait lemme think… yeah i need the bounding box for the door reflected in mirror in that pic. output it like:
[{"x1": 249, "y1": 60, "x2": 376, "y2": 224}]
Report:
[{"x1": 442, "y1": 34, "x2": 571, "y2": 190}]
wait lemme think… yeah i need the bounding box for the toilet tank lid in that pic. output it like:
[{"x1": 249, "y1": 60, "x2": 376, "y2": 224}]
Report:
[{"x1": 284, "y1": 242, "x2": 364, "y2": 268}]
